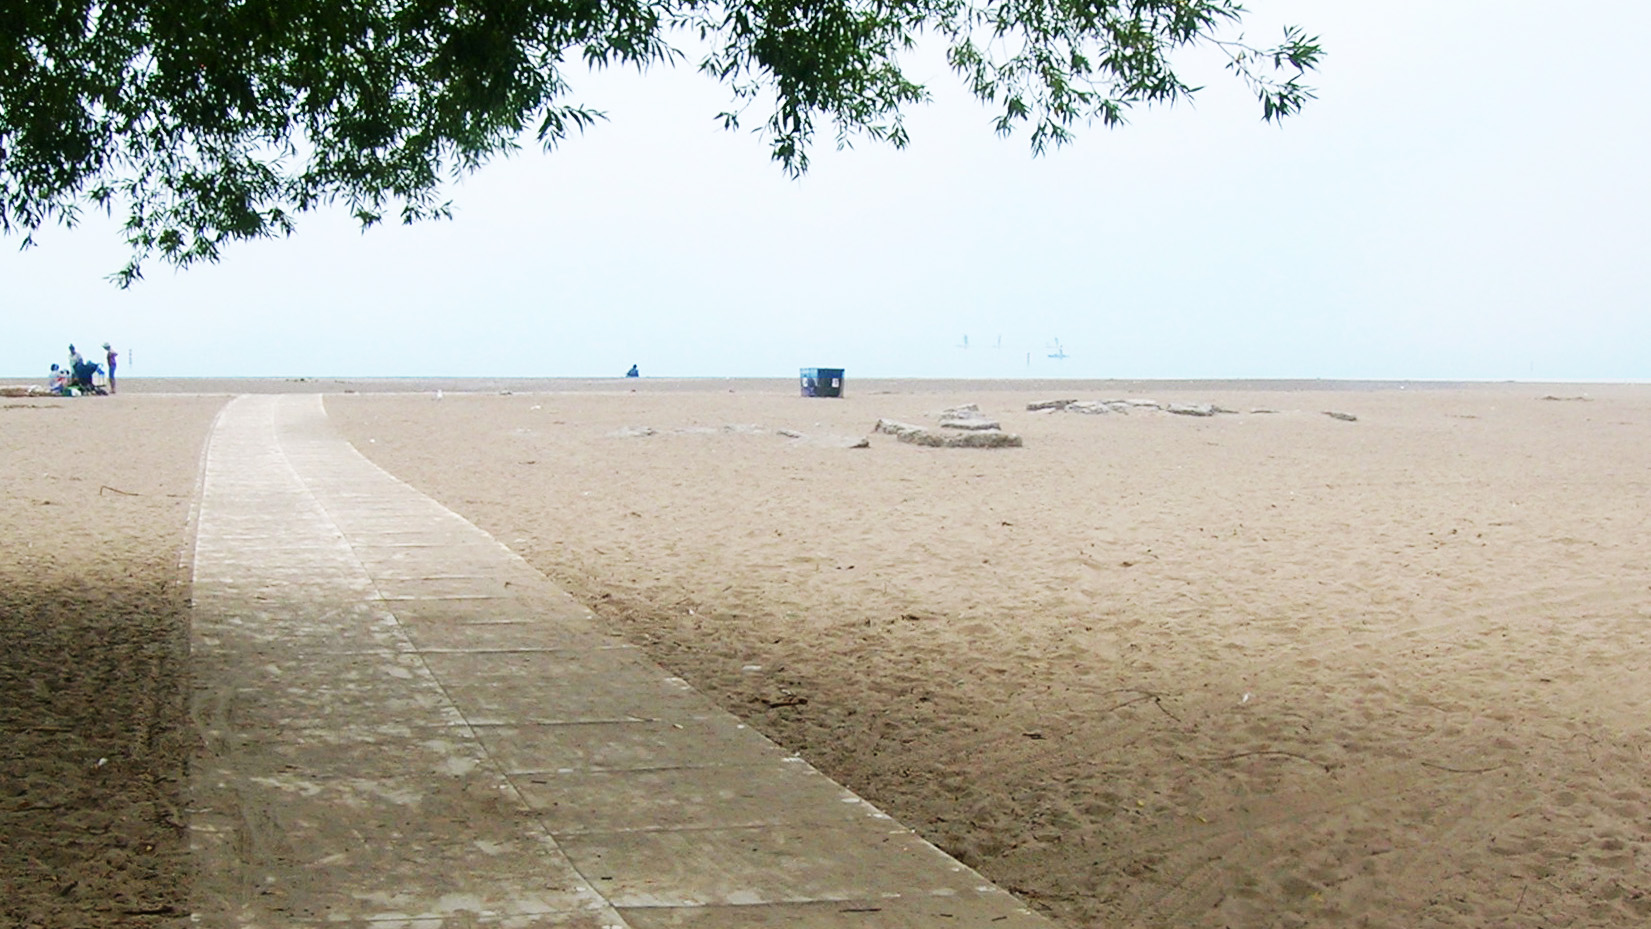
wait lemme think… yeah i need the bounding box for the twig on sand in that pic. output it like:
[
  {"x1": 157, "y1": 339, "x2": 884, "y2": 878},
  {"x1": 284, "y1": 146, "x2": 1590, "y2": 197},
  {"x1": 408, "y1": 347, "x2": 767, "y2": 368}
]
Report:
[
  {"x1": 1183, "y1": 749, "x2": 1331, "y2": 772},
  {"x1": 1419, "y1": 761, "x2": 1508, "y2": 774},
  {"x1": 1101, "y1": 688, "x2": 1182, "y2": 722},
  {"x1": 98, "y1": 485, "x2": 140, "y2": 496},
  {"x1": 1102, "y1": 693, "x2": 1159, "y2": 714}
]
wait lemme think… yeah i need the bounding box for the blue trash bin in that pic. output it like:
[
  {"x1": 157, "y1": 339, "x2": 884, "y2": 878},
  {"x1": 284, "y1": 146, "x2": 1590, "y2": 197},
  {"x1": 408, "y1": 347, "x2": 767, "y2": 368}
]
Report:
[{"x1": 800, "y1": 368, "x2": 844, "y2": 398}]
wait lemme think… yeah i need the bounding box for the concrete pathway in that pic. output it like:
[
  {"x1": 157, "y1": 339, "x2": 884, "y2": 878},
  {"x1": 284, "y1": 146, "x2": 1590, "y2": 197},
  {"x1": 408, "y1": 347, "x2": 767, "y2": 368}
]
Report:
[{"x1": 188, "y1": 394, "x2": 1055, "y2": 928}]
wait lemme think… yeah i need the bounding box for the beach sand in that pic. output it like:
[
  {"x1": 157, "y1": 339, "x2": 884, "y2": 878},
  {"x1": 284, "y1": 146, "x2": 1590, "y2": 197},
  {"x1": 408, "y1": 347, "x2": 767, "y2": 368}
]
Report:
[
  {"x1": 0, "y1": 393, "x2": 223, "y2": 926},
  {"x1": 5, "y1": 379, "x2": 1650, "y2": 927}
]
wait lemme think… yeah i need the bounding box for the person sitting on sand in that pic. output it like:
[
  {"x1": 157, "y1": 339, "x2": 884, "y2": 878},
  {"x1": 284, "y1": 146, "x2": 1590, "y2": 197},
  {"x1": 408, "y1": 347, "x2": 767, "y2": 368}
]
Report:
[
  {"x1": 67, "y1": 357, "x2": 103, "y2": 393},
  {"x1": 48, "y1": 364, "x2": 68, "y2": 395},
  {"x1": 625, "y1": 364, "x2": 639, "y2": 378}
]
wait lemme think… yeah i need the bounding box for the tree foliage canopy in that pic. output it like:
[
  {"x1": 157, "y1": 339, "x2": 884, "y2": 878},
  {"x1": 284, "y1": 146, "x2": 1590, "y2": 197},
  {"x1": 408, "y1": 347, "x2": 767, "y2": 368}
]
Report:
[{"x1": 1, "y1": 1, "x2": 1320, "y2": 284}]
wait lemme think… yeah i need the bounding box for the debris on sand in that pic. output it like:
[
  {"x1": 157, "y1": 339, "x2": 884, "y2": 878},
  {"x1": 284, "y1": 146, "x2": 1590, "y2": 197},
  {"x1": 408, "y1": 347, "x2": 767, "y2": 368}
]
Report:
[
  {"x1": 875, "y1": 419, "x2": 1022, "y2": 448},
  {"x1": 937, "y1": 404, "x2": 1003, "y2": 431},
  {"x1": 1029, "y1": 398, "x2": 1237, "y2": 417}
]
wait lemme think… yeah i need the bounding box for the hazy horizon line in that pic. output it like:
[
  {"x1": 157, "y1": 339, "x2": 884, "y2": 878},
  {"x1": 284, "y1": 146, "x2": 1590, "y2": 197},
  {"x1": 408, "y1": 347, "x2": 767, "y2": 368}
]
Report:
[{"x1": 12, "y1": 374, "x2": 1645, "y2": 394}]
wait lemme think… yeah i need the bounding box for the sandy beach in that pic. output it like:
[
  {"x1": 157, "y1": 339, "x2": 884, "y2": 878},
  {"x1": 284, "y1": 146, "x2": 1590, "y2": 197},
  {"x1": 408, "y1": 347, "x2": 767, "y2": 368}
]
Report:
[
  {"x1": 5, "y1": 379, "x2": 1650, "y2": 927},
  {"x1": 0, "y1": 392, "x2": 223, "y2": 927}
]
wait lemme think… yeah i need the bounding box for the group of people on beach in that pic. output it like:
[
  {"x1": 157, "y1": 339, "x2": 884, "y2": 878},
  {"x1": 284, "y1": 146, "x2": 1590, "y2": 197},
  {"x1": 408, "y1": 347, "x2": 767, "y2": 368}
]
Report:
[{"x1": 49, "y1": 343, "x2": 117, "y2": 396}]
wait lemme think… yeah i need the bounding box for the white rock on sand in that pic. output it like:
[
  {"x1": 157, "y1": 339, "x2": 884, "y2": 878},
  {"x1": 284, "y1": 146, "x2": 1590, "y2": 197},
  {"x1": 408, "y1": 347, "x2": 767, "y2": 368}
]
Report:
[
  {"x1": 937, "y1": 404, "x2": 1004, "y2": 431},
  {"x1": 874, "y1": 418, "x2": 1023, "y2": 448}
]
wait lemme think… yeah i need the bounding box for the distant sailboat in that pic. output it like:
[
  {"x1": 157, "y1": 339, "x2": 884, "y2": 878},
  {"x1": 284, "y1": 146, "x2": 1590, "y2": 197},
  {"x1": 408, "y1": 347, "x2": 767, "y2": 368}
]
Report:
[{"x1": 1047, "y1": 338, "x2": 1068, "y2": 360}]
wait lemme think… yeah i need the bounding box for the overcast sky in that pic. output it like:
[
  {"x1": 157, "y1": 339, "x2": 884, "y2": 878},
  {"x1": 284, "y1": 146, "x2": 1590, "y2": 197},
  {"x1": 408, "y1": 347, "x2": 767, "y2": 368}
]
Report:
[{"x1": 4, "y1": 1, "x2": 1648, "y2": 380}]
